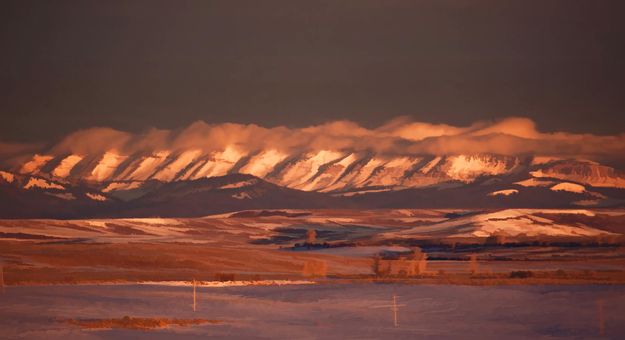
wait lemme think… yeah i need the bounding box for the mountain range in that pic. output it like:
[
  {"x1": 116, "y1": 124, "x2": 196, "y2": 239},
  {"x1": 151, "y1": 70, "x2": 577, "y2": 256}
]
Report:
[{"x1": 2, "y1": 148, "x2": 625, "y2": 218}]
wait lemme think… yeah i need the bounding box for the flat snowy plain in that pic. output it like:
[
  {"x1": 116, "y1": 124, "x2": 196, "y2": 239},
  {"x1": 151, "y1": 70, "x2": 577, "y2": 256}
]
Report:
[{"x1": 1, "y1": 283, "x2": 624, "y2": 339}]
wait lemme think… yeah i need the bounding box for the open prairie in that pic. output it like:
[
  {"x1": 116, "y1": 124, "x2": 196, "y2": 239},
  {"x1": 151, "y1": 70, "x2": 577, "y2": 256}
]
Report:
[
  {"x1": 1, "y1": 209, "x2": 625, "y2": 285},
  {"x1": 2, "y1": 283, "x2": 624, "y2": 339}
]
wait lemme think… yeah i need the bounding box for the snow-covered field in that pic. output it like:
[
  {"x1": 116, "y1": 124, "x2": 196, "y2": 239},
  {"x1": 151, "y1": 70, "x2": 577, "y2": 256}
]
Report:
[
  {"x1": 1, "y1": 283, "x2": 623, "y2": 339},
  {"x1": 385, "y1": 209, "x2": 617, "y2": 239},
  {"x1": 0, "y1": 208, "x2": 622, "y2": 244}
]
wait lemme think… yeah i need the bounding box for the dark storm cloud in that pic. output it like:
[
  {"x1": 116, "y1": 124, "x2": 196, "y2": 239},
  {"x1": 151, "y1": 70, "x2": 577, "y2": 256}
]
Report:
[{"x1": 1, "y1": 0, "x2": 625, "y2": 143}]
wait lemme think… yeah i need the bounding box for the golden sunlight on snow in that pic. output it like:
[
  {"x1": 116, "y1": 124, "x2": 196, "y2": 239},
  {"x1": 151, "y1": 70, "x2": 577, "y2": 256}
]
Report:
[
  {"x1": 281, "y1": 150, "x2": 343, "y2": 187},
  {"x1": 90, "y1": 152, "x2": 127, "y2": 181},
  {"x1": 353, "y1": 158, "x2": 384, "y2": 185},
  {"x1": 514, "y1": 178, "x2": 555, "y2": 187},
  {"x1": 319, "y1": 156, "x2": 385, "y2": 191},
  {"x1": 366, "y1": 157, "x2": 417, "y2": 187},
  {"x1": 390, "y1": 209, "x2": 605, "y2": 239},
  {"x1": 24, "y1": 177, "x2": 65, "y2": 190},
  {"x1": 219, "y1": 179, "x2": 258, "y2": 189},
  {"x1": 550, "y1": 182, "x2": 586, "y2": 193},
  {"x1": 531, "y1": 166, "x2": 625, "y2": 189},
  {"x1": 152, "y1": 150, "x2": 201, "y2": 181},
  {"x1": 488, "y1": 189, "x2": 519, "y2": 196},
  {"x1": 305, "y1": 153, "x2": 357, "y2": 192},
  {"x1": 240, "y1": 149, "x2": 288, "y2": 178},
  {"x1": 445, "y1": 155, "x2": 512, "y2": 182},
  {"x1": 86, "y1": 192, "x2": 107, "y2": 201},
  {"x1": 0, "y1": 170, "x2": 14, "y2": 183},
  {"x1": 19, "y1": 154, "x2": 53, "y2": 174},
  {"x1": 52, "y1": 155, "x2": 84, "y2": 178},
  {"x1": 102, "y1": 181, "x2": 142, "y2": 192},
  {"x1": 124, "y1": 151, "x2": 170, "y2": 181},
  {"x1": 191, "y1": 146, "x2": 244, "y2": 179}
]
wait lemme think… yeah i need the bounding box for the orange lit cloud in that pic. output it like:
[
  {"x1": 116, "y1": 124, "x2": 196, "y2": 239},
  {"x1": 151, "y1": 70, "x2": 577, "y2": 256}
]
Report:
[{"x1": 2, "y1": 117, "x2": 625, "y2": 168}]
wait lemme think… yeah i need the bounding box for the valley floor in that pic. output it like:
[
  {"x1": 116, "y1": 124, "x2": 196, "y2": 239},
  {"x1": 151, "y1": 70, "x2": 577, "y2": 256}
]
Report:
[
  {"x1": 1, "y1": 209, "x2": 625, "y2": 286},
  {"x1": 1, "y1": 283, "x2": 624, "y2": 339},
  {"x1": 1, "y1": 209, "x2": 625, "y2": 338}
]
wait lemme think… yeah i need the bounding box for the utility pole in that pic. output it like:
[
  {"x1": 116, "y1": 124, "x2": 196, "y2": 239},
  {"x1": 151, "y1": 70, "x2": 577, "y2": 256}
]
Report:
[
  {"x1": 392, "y1": 295, "x2": 399, "y2": 327},
  {"x1": 371, "y1": 294, "x2": 406, "y2": 327},
  {"x1": 0, "y1": 265, "x2": 4, "y2": 294},
  {"x1": 192, "y1": 279, "x2": 197, "y2": 312},
  {"x1": 598, "y1": 299, "x2": 605, "y2": 336}
]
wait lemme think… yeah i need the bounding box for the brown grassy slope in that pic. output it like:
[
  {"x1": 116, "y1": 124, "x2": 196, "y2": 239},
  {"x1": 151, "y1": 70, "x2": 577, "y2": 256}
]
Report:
[
  {"x1": 0, "y1": 240, "x2": 370, "y2": 284},
  {"x1": 65, "y1": 316, "x2": 221, "y2": 330}
]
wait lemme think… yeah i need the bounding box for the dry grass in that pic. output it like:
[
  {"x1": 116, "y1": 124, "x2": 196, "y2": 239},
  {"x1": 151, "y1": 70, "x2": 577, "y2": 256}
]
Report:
[
  {"x1": 0, "y1": 240, "x2": 369, "y2": 285},
  {"x1": 333, "y1": 269, "x2": 625, "y2": 286},
  {"x1": 1, "y1": 238, "x2": 624, "y2": 286},
  {"x1": 64, "y1": 316, "x2": 222, "y2": 330}
]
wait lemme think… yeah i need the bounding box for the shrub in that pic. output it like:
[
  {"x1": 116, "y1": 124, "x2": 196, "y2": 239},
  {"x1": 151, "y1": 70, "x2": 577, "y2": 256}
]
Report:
[
  {"x1": 510, "y1": 270, "x2": 533, "y2": 279},
  {"x1": 302, "y1": 260, "x2": 327, "y2": 277},
  {"x1": 214, "y1": 272, "x2": 235, "y2": 281}
]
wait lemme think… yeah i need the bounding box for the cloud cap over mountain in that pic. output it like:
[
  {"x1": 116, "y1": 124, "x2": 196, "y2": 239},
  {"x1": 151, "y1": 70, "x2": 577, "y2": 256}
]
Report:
[{"x1": 3, "y1": 116, "x2": 621, "y2": 167}]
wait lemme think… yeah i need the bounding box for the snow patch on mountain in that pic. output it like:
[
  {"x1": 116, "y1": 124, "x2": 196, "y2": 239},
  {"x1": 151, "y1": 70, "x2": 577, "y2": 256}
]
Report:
[
  {"x1": 102, "y1": 181, "x2": 142, "y2": 192},
  {"x1": 573, "y1": 199, "x2": 601, "y2": 206},
  {"x1": 550, "y1": 182, "x2": 586, "y2": 193},
  {"x1": 352, "y1": 158, "x2": 384, "y2": 186},
  {"x1": 514, "y1": 178, "x2": 554, "y2": 187},
  {"x1": 240, "y1": 149, "x2": 288, "y2": 178},
  {"x1": 86, "y1": 192, "x2": 107, "y2": 201},
  {"x1": 24, "y1": 177, "x2": 65, "y2": 190},
  {"x1": 445, "y1": 155, "x2": 514, "y2": 182},
  {"x1": 531, "y1": 161, "x2": 625, "y2": 188},
  {"x1": 87, "y1": 221, "x2": 108, "y2": 228},
  {"x1": 488, "y1": 189, "x2": 518, "y2": 196},
  {"x1": 366, "y1": 157, "x2": 418, "y2": 187},
  {"x1": 0, "y1": 171, "x2": 14, "y2": 183},
  {"x1": 20, "y1": 154, "x2": 53, "y2": 174},
  {"x1": 280, "y1": 150, "x2": 343, "y2": 188},
  {"x1": 220, "y1": 179, "x2": 258, "y2": 189},
  {"x1": 335, "y1": 188, "x2": 391, "y2": 197},
  {"x1": 386, "y1": 209, "x2": 606, "y2": 239},
  {"x1": 90, "y1": 152, "x2": 127, "y2": 181},
  {"x1": 306, "y1": 153, "x2": 358, "y2": 192},
  {"x1": 191, "y1": 147, "x2": 243, "y2": 179},
  {"x1": 121, "y1": 218, "x2": 182, "y2": 225},
  {"x1": 123, "y1": 151, "x2": 171, "y2": 181},
  {"x1": 232, "y1": 192, "x2": 253, "y2": 199},
  {"x1": 152, "y1": 150, "x2": 201, "y2": 181},
  {"x1": 52, "y1": 155, "x2": 83, "y2": 178}
]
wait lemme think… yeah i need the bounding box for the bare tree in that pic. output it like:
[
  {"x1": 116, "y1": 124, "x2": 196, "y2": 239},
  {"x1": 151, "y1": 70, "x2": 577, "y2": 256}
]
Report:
[
  {"x1": 302, "y1": 259, "x2": 327, "y2": 277},
  {"x1": 469, "y1": 254, "x2": 478, "y2": 275},
  {"x1": 372, "y1": 254, "x2": 382, "y2": 277},
  {"x1": 307, "y1": 229, "x2": 317, "y2": 244},
  {"x1": 407, "y1": 248, "x2": 427, "y2": 276}
]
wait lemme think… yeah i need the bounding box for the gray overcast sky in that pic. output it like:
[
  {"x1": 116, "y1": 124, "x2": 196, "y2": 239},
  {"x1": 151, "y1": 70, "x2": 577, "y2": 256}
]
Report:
[{"x1": 1, "y1": 0, "x2": 625, "y2": 142}]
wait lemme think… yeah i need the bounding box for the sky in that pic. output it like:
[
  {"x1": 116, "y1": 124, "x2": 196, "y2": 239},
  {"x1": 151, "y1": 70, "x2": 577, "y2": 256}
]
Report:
[{"x1": 1, "y1": 0, "x2": 625, "y2": 143}]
